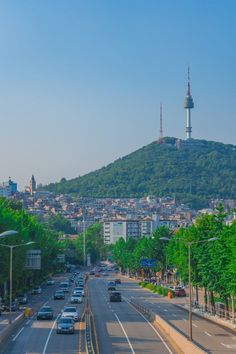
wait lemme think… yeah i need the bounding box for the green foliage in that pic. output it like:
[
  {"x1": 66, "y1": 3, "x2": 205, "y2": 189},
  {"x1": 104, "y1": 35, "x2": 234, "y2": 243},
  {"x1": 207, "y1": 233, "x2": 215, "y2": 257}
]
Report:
[
  {"x1": 42, "y1": 138, "x2": 236, "y2": 209},
  {"x1": 0, "y1": 198, "x2": 66, "y2": 298},
  {"x1": 74, "y1": 223, "x2": 109, "y2": 265},
  {"x1": 47, "y1": 214, "x2": 75, "y2": 234}
]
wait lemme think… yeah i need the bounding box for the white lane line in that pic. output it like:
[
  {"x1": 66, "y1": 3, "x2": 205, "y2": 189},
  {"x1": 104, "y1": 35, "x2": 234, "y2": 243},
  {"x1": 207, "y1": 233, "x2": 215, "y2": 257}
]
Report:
[
  {"x1": 124, "y1": 299, "x2": 173, "y2": 354},
  {"x1": 42, "y1": 314, "x2": 60, "y2": 354},
  {"x1": 114, "y1": 313, "x2": 135, "y2": 354},
  {"x1": 192, "y1": 323, "x2": 198, "y2": 328},
  {"x1": 163, "y1": 309, "x2": 168, "y2": 312},
  {"x1": 12, "y1": 327, "x2": 24, "y2": 341},
  {"x1": 43, "y1": 301, "x2": 49, "y2": 306},
  {"x1": 26, "y1": 320, "x2": 31, "y2": 325},
  {"x1": 204, "y1": 331, "x2": 211, "y2": 337}
]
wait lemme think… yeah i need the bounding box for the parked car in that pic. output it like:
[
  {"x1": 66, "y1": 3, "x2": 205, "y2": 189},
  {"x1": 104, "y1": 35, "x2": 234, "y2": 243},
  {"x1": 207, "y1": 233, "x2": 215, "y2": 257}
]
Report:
[
  {"x1": 2, "y1": 299, "x2": 19, "y2": 312},
  {"x1": 31, "y1": 286, "x2": 42, "y2": 294},
  {"x1": 174, "y1": 287, "x2": 186, "y2": 297},
  {"x1": 109, "y1": 291, "x2": 122, "y2": 302},
  {"x1": 54, "y1": 290, "x2": 65, "y2": 300},
  {"x1": 56, "y1": 317, "x2": 75, "y2": 334},
  {"x1": 115, "y1": 278, "x2": 121, "y2": 284},
  {"x1": 61, "y1": 306, "x2": 79, "y2": 322},
  {"x1": 37, "y1": 306, "x2": 53, "y2": 320}
]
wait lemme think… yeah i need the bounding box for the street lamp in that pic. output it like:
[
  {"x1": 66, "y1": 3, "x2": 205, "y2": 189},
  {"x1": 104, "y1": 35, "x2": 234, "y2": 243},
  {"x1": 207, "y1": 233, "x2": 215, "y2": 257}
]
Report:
[
  {"x1": 83, "y1": 218, "x2": 86, "y2": 267},
  {"x1": 160, "y1": 236, "x2": 218, "y2": 341},
  {"x1": 0, "y1": 230, "x2": 18, "y2": 239},
  {"x1": 0, "y1": 241, "x2": 35, "y2": 324}
]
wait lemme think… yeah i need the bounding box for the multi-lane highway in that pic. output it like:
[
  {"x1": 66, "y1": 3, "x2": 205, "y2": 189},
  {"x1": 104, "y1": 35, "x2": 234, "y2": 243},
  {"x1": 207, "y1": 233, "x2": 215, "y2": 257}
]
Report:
[{"x1": 2, "y1": 270, "x2": 236, "y2": 354}]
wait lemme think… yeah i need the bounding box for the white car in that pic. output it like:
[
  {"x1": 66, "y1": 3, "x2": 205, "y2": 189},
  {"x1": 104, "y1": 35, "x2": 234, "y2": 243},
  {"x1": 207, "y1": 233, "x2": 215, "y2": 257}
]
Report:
[
  {"x1": 61, "y1": 306, "x2": 79, "y2": 321},
  {"x1": 74, "y1": 287, "x2": 84, "y2": 296},
  {"x1": 70, "y1": 294, "x2": 83, "y2": 304}
]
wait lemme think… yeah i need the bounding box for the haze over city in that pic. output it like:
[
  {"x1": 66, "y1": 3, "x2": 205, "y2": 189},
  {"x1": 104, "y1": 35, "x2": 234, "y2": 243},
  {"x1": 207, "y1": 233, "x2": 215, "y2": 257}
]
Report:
[{"x1": 0, "y1": 0, "x2": 235, "y2": 189}]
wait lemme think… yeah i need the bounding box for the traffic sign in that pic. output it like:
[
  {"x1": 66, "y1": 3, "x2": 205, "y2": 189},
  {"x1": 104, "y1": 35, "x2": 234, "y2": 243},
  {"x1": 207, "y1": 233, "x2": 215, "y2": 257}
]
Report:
[{"x1": 140, "y1": 258, "x2": 157, "y2": 267}]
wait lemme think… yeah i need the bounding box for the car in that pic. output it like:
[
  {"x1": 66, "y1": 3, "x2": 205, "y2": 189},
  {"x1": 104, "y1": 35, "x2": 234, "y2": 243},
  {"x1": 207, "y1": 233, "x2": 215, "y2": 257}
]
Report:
[
  {"x1": 95, "y1": 273, "x2": 100, "y2": 277},
  {"x1": 47, "y1": 279, "x2": 55, "y2": 285},
  {"x1": 61, "y1": 306, "x2": 79, "y2": 321},
  {"x1": 37, "y1": 306, "x2": 53, "y2": 320},
  {"x1": 2, "y1": 299, "x2": 19, "y2": 312},
  {"x1": 54, "y1": 290, "x2": 65, "y2": 300},
  {"x1": 102, "y1": 272, "x2": 109, "y2": 276},
  {"x1": 74, "y1": 287, "x2": 84, "y2": 296},
  {"x1": 17, "y1": 293, "x2": 28, "y2": 305},
  {"x1": 115, "y1": 278, "x2": 121, "y2": 284},
  {"x1": 70, "y1": 294, "x2": 83, "y2": 304},
  {"x1": 57, "y1": 317, "x2": 75, "y2": 334},
  {"x1": 31, "y1": 286, "x2": 42, "y2": 294},
  {"x1": 109, "y1": 291, "x2": 122, "y2": 302},
  {"x1": 89, "y1": 270, "x2": 95, "y2": 275},
  {"x1": 59, "y1": 282, "x2": 70, "y2": 292},
  {"x1": 174, "y1": 287, "x2": 186, "y2": 297},
  {"x1": 108, "y1": 286, "x2": 116, "y2": 291}
]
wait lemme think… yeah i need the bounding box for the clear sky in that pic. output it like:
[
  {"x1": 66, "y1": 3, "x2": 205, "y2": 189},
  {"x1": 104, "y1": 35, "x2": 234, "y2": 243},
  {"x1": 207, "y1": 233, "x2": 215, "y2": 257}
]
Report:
[{"x1": 0, "y1": 0, "x2": 235, "y2": 190}]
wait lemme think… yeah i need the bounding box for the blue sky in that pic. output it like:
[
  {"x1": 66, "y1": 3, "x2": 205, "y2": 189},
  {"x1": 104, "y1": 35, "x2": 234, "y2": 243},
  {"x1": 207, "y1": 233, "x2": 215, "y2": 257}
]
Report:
[{"x1": 0, "y1": 0, "x2": 235, "y2": 189}]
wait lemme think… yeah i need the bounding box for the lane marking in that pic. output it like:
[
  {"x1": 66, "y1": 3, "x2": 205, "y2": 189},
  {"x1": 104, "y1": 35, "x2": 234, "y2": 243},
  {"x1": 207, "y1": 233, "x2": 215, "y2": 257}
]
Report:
[
  {"x1": 204, "y1": 331, "x2": 211, "y2": 337},
  {"x1": 164, "y1": 309, "x2": 168, "y2": 312},
  {"x1": 182, "y1": 318, "x2": 187, "y2": 321},
  {"x1": 12, "y1": 327, "x2": 24, "y2": 341},
  {"x1": 124, "y1": 298, "x2": 173, "y2": 354},
  {"x1": 114, "y1": 313, "x2": 135, "y2": 354},
  {"x1": 26, "y1": 320, "x2": 31, "y2": 325},
  {"x1": 192, "y1": 323, "x2": 198, "y2": 328},
  {"x1": 42, "y1": 314, "x2": 60, "y2": 354}
]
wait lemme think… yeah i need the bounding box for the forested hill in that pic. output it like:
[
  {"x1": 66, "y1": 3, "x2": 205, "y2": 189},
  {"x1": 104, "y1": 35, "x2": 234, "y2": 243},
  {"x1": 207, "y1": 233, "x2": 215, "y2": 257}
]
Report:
[{"x1": 43, "y1": 137, "x2": 236, "y2": 209}]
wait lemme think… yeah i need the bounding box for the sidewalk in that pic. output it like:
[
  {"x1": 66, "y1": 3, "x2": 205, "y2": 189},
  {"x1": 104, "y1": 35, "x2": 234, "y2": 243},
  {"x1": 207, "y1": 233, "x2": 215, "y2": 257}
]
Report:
[{"x1": 124, "y1": 275, "x2": 236, "y2": 331}]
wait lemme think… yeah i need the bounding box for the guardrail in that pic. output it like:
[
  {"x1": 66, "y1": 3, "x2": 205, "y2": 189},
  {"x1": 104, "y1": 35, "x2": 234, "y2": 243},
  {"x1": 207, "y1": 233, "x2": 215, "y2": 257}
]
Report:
[{"x1": 84, "y1": 287, "x2": 99, "y2": 354}]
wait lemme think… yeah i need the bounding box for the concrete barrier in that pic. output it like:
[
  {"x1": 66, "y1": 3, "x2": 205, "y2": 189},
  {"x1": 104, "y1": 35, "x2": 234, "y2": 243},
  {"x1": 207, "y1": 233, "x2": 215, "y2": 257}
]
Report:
[
  {"x1": 153, "y1": 313, "x2": 206, "y2": 354},
  {"x1": 0, "y1": 313, "x2": 24, "y2": 346},
  {"x1": 129, "y1": 298, "x2": 206, "y2": 354}
]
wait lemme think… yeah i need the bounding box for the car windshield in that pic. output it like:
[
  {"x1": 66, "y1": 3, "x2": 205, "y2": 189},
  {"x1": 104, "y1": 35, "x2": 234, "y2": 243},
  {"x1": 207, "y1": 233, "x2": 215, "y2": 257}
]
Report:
[
  {"x1": 64, "y1": 307, "x2": 76, "y2": 312},
  {"x1": 41, "y1": 307, "x2": 52, "y2": 312},
  {"x1": 60, "y1": 318, "x2": 74, "y2": 324}
]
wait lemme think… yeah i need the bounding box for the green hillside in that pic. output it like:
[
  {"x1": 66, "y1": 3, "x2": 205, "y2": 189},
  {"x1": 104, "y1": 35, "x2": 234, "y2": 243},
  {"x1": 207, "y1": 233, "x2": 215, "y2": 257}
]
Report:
[{"x1": 44, "y1": 137, "x2": 236, "y2": 209}]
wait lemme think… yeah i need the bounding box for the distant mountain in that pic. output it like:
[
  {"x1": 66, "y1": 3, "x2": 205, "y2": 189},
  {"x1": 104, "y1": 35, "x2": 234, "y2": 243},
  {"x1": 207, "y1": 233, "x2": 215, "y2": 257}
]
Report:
[{"x1": 43, "y1": 137, "x2": 236, "y2": 209}]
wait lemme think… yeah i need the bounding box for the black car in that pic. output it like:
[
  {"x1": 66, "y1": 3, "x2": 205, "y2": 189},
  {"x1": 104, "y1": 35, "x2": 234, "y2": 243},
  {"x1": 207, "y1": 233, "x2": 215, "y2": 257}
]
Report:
[
  {"x1": 17, "y1": 294, "x2": 28, "y2": 305},
  {"x1": 54, "y1": 290, "x2": 65, "y2": 300},
  {"x1": 37, "y1": 306, "x2": 53, "y2": 320},
  {"x1": 109, "y1": 291, "x2": 122, "y2": 302}
]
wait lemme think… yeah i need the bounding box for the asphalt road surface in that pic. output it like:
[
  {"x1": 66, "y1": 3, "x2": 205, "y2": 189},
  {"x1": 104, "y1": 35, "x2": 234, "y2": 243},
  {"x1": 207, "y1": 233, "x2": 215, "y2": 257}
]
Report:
[
  {"x1": 99, "y1": 274, "x2": 236, "y2": 354},
  {"x1": 89, "y1": 275, "x2": 177, "y2": 354},
  {"x1": 0, "y1": 276, "x2": 85, "y2": 354}
]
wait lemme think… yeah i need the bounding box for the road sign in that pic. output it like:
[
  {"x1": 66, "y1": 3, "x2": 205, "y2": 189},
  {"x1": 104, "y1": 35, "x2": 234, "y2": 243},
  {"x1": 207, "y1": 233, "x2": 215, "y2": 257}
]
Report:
[{"x1": 140, "y1": 258, "x2": 157, "y2": 267}]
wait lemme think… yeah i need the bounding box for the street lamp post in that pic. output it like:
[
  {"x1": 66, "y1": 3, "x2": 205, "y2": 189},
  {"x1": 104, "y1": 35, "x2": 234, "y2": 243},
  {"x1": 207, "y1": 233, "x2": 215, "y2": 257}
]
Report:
[
  {"x1": 0, "y1": 230, "x2": 18, "y2": 239},
  {"x1": 0, "y1": 241, "x2": 35, "y2": 324},
  {"x1": 160, "y1": 236, "x2": 218, "y2": 341},
  {"x1": 83, "y1": 218, "x2": 86, "y2": 267}
]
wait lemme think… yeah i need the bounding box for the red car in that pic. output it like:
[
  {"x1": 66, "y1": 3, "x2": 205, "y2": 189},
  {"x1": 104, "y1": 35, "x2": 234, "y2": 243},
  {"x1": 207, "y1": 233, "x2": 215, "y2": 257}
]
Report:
[{"x1": 174, "y1": 287, "x2": 186, "y2": 297}]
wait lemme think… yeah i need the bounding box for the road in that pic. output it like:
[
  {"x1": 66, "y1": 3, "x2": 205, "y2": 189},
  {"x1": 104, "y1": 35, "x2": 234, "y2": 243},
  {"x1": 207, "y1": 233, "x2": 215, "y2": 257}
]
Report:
[
  {"x1": 88, "y1": 275, "x2": 177, "y2": 354},
  {"x1": 0, "y1": 276, "x2": 85, "y2": 354},
  {"x1": 104, "y1": 275, "x2": 236, "y2": 353}
]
